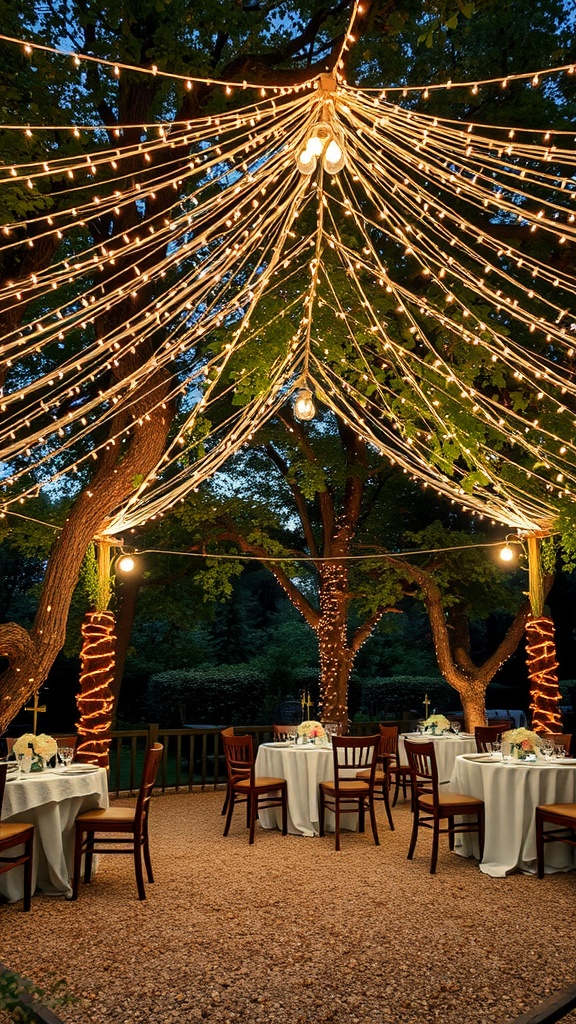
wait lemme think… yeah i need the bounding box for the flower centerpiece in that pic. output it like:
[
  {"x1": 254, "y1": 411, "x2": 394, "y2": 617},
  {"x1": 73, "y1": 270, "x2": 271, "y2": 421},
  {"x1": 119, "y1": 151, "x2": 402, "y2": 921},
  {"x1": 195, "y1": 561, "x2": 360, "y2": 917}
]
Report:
[
  {"x1": 297, "y1": 721, "x2": 327, "y2": 745},
  {"x1": 422, "y1": 714, "x2": 450, "y2": 735},
  {"x1": 501, "y1": 727, "x2": 542, "y2": 760},
  {"x1": 13, "y1": 733, "x2": 58, "y2": 771}
]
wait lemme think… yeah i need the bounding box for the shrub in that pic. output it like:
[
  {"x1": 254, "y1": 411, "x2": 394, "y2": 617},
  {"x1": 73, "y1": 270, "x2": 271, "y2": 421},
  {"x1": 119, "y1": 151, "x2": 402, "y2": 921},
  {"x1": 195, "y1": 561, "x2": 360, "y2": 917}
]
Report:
[
  {"x1": 148, "y1": 665, "x2": 270, "y2": 726},
  {"x1": 359, "y1": 675, "x2": 456, "y2": 719}
]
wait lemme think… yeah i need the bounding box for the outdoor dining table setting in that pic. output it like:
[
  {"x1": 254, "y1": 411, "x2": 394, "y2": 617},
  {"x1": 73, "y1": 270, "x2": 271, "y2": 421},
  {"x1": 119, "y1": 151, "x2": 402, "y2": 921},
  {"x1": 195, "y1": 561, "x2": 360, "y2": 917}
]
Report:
[
  {"x1": 256, "y1": 735, "x2": 357, "y2": 836},
  {"x1": 450, "y1": 748, "x2": 576, "y2": 877},
  {"x1": 398, "y1": 729, "x2": 477, "y2": 783},
  {"x1": 0, "y1": 760, "x2": 109, "y2": 901}
]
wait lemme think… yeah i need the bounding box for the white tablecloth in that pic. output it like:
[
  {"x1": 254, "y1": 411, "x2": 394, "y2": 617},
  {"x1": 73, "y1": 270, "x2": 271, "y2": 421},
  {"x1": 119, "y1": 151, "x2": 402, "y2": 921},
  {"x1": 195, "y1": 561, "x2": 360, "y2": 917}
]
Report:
[
  {"x1": 1, "y1": 766, "x2": 109, "y2": 900},
  {"x1": 399, "y1": 734, "x2": 476, "y2": 783},
  {"x1": 450, "y1": 754, "x2": 576, "y2": 877},
  {"x1": 256, "y1": 743, "x2": 356, "y2": 837}
]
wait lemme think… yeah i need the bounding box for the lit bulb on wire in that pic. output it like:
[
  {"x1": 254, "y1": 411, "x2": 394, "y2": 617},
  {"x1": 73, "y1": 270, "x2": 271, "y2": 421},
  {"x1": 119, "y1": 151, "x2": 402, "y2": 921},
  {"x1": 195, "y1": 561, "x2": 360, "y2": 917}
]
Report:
[{"x1": 293, "y1": 387, "x2": 316, "y2": 422}]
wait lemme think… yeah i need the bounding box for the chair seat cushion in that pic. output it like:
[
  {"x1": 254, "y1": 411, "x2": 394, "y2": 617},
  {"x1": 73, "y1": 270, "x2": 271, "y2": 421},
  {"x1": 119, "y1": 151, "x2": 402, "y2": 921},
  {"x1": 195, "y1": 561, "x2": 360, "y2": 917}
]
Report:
[
  {"x1": 320, "y1": 780, "x2": 370, "y2": 795},
  {"x1": 0, "y1": 822, "x2": 34, "y2": 840},
  {"x1": 75, "y1": 807, "x2": 136, "y2": 825},
  {"x1": 235, "y1": 776, "x2": 285, "y2": 792},
  {"x1": 538, "y1": 803, "x2": 576, "y2": 821},
  {"x1": 356, "y1": 769, "x2": 385, "y2": 782},
  {"x1": 419, "y1": 792, "x2": 483, "y2": 810}
]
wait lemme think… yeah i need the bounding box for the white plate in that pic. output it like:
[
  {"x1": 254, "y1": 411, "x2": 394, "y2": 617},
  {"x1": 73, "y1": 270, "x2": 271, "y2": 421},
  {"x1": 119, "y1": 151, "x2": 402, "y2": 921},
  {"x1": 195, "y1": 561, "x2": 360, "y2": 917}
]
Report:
[{"x1": 62, "y1": 764, "x2": 101, "y2": 773}]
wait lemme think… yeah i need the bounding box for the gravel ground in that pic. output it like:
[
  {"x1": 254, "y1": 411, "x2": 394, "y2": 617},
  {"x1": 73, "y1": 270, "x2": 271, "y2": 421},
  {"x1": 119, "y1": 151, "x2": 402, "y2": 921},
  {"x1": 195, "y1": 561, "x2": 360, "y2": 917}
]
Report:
[{"x1": 1, "y1": 789, "x2": 575, "y2": 1024}]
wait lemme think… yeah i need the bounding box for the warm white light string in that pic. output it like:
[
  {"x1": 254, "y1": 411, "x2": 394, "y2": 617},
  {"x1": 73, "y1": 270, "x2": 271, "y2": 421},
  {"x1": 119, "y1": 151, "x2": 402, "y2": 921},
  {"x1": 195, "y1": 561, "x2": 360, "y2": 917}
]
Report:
[{"x1": 0, "y1": 33, "x2": 575, "y2": 538}]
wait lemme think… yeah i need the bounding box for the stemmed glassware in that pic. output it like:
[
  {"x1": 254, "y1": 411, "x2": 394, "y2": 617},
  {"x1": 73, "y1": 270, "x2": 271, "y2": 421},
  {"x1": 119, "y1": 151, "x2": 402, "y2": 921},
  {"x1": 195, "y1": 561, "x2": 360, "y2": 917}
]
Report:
[
  {"x1": 451, "y1": 721, "x2": 461, "y2": 736},
  {"x1": 58, "y1": 746, "x2": 74, "y2": 767},
  {"x1": 541, "y1": 737, "x2": 554, "y2": 761}
]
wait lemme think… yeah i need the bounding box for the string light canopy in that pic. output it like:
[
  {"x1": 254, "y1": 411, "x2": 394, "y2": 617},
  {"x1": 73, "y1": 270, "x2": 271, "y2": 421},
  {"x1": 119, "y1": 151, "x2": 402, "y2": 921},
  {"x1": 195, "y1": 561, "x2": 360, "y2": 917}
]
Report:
[{"x1": 1, "y1": 10, "x2": 576, "y2": 542}]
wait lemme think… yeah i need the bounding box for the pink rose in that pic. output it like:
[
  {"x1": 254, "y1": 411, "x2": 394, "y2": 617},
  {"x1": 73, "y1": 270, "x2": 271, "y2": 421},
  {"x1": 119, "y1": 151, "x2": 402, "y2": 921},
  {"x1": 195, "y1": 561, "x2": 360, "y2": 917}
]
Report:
[{"x1": 521, "y1": 739, "x2": 532, "y2": 751}]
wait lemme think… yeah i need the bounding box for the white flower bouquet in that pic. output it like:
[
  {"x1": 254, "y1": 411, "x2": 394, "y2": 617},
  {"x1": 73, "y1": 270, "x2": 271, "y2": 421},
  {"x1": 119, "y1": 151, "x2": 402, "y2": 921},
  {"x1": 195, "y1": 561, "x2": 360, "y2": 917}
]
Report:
[
  {"x1": 13, "y1": 732, "x2": 58, "y2": 761},
  {"x1": 297, "y1": 720, "x2": 326, "y2": 743},
  {"x1": 423, "y1": 714, "x2": 450, "y2": 734},
  {"x1": 501, "y1": 727, "x2": 541, "y2": 758}
]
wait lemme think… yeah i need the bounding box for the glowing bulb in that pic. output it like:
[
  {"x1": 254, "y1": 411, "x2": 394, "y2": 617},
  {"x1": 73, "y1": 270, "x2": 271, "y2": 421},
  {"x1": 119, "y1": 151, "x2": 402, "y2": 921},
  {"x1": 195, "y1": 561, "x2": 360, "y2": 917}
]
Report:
[
  {"x1": 116, "y1": 555, "x2": 136, "y2": 573},
  {"x1": 293, "y1": 387, "x2": 316, "y2": 421},
  {"x1": 499, "y1": 544, "x2": 514, "y2": 562},
  {"x1": 324, "y1": 138, "x2": 346, "y2": 173},
  {"x1": 296, "y1": 147, "x2": 317, "y2": 175}
]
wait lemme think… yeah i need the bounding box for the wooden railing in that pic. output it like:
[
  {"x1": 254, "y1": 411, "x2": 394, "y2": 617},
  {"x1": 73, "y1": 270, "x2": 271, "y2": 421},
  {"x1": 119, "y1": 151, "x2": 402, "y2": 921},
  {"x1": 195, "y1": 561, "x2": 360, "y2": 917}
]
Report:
[{"x1": 108, "y1": 717, "x2": 413, "y2": 796}]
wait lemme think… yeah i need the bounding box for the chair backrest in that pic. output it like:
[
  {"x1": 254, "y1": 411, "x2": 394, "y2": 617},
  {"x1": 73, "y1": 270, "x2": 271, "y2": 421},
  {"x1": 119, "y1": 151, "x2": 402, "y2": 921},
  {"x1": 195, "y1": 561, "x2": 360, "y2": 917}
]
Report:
[
  {"x1": 404, "y1": 739, "x2": 439, "y2": 804},
  {"x1": 332, "y1": 735, "x2": 379, "y2": 787},
  {"x1": 543, "y1": 733, "x2": 572, "y2": 754},
  {"x1": 5, "y1": 738, "x2": 16, "y2": 756},
  {"x1": 221, "y1": 731, "x2": 255, "y2": 786},
  {"x1": 487, "y1": 718, "x2": 511, "y2": 730},
  {"x1": 475, "y1": 725, "x2": 507, "y2": 752},
  {"x1": 378, "y1": 725, "x2": 398, "y2": 758},
  {"x1": 54, "y1": 735, "x2": 78, "y2": 752},
  {"x1": 134, "y1": 743, "x2": 163, "y2": 835},
  {"x1": 273, "y1": 724, "x2": 293, "y2": 740}
]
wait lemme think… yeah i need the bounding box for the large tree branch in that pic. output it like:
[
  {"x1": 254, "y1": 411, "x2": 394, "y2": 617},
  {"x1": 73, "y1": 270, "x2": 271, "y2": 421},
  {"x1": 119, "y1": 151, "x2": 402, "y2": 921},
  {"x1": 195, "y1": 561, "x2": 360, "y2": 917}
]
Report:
[{"x1": 264, "y1": 442, "x2": 320, "y2": 558}]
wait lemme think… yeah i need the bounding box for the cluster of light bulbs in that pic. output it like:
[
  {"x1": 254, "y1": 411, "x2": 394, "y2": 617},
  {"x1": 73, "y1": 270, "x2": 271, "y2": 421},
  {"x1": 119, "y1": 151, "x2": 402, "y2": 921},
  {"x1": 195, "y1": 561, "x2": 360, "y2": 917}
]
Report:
[{"x1": 296, "y1": 121, "x2": 346, "y2": 176}]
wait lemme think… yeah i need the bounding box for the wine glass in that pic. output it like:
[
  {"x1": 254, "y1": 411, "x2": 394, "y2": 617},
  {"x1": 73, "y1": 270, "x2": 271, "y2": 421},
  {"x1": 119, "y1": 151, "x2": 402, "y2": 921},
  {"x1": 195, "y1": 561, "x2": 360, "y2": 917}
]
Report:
[
  {"x1": 451, "y1": 721, "x2": 461, "y2": 736},
  {"x1": 59, "y1": 746, "x2": 74, "y2": 767},
  {"x1": 541, "y1": 736, "x2": 554, "y2": 761},
  {"x1": 491, "y1": 740, "x2": 501, "y2": 755},
  {"x1": 554, "y1": 744, "x2": 566, "y2": 760}
]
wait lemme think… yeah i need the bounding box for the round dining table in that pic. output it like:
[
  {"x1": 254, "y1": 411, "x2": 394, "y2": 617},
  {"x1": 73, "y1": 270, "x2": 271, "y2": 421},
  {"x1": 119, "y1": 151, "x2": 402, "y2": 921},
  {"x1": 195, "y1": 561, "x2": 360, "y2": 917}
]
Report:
[
  {"x1": 0, "y1": 765, "x2": 109, "y2": 901},
  {"x1": 398, "y1": 732, "x2": 476, "y2": 783},
  {"x1": 256, "y1": 742, "x2": 356, "y2": 837},
  {"x1": 450, "y1": 753, "x2": 576, "y2": 877}
]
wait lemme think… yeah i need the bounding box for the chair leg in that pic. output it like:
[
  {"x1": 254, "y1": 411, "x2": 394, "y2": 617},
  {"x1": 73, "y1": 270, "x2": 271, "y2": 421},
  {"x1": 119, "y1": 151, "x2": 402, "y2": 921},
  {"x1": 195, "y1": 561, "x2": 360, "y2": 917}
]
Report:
[
  {"x1": 143, "y1": 820, "x2": 154, "y2": 883},
  {"x1": 71, "y1": 826, "x2": 83, "y2": 900},
  {"x1": 368, "y1": 796, "x2": 380, "y2": 847},
  {"x1": 392, "y1": 773, "x2": 401, "y2": 807},
  {"x1": 319, "y1": 788, "x2": 326, "y2": 838},
  {"x1": 23, "y1": 834, "x2": 33, "y2": 911},
  {"x1": 358, "y1": 802, "x2": 365, "y2": 834},
  {"x1": 430, "y1": 816, "x2": 440, "y2": 874},
  {"x1": 249, "y1": 792, "x2": 257, "y2": 845},
  {"x1": 448, "y1": 815, "x2": 455, "y2": 851},
  {"x1": 221, "y1": 782, "x2": 230, "y2": 816},
  {"x1": 382, "y1": 778, "x2": 394, "y2": 831},
  {"x1": 223, "y1": 790, "x2": 236, "y2": 837},
  {"x1": 281, "y1": 785, "x2": 287, "y2": 836},
  {"x1": 477, "y1": 806, "x2": 485, "y2": 864},
  {"x1": 133, "y1": 841, "x2": 146, "y2": 900},
  {"x1": 334, "y1": 799, "x2": 341, "y2": 852},
  {"x1": 407, "y1": 805, "x2": 419, "y2": 860}
]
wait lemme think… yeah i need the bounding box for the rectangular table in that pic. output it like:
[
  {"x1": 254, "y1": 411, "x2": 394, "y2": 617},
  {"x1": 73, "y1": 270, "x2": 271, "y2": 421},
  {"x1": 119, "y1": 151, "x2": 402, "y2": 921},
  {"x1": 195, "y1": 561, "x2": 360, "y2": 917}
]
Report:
[
  {"x1": 450, "y1": 753, "x2": 576, "y2": 877},
  {"x1": 1, "y1": 765, "x2": 109, "y2": 901}
]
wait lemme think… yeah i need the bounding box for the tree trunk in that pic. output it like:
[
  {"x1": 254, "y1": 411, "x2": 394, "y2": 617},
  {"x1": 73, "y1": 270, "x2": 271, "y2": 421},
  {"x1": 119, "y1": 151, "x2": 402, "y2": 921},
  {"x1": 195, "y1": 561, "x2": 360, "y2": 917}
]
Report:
[
  {"x1": 526, "y1": 615, "x2": 563, "y2": 733},
  {"x1": 316, "y1": 563, "x2": 354, "y2": 730},
  {"x1": 75, "y1": 610, "x2": 116, "y2": 768}
]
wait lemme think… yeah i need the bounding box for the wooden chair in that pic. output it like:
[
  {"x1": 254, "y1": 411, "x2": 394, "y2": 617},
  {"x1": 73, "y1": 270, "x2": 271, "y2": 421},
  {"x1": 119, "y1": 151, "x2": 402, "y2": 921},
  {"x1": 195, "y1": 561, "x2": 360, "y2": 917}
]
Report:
[
  {"x1": 536, "y1": 804, "x2": 576, "y2": 877},
  {"x1": 5, "y1": 738, "x2": 16, "y2": 757},
  {"x1": 222, "y1": 732, "x2": 287, "y2": 845},
  {"x1": 475, "y1": 725, "x2": 508, "y2": 753},
  {"x1": 319, "y1": 735, "x2": 380, "y2": 852},
  {"x1": 356, "y1": 724, "x2": 395, "y2": 831},
  {"x1": 72, "y1": 743, "x2": 163, "y2": 901},
  {"x1": 405, "y1": 739, "x2": 485, "y2": 874},
  {"x1": 486, "y1": 718, "x2": 511, "y2": 730},
  {"x1": 0, "y1": 764, "x2": 35, "y2": 911},
  {"x1": 273, "y1": 724, "x2": 293, "y2": 741}
]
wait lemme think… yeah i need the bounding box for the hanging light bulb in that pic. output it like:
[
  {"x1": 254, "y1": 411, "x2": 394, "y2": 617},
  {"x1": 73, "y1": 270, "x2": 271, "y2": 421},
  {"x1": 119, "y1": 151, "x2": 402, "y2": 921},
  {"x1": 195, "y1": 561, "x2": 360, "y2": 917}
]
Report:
[
  {"x1": 293, "y1": 387, "x2": 316, "y2": 421},
  {"x1": 116, "y1": 554, "x2": 136, "y2": 573},
  {"x1": 324, "y1": 137, "x2": 346, "y2": 174},
  {"x1": 295, "y1": 121, "x2": 346, "y2": 176},
  {"x1": 296, "y1": 147, "x2": 317, "y2": 175},
  {"x1": 499, "y1": 544, "x2": 514, "y2": 562}
]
